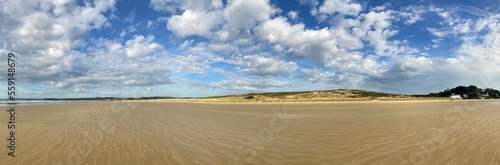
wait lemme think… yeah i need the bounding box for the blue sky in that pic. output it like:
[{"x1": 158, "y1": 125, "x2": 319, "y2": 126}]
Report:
[{"x1": 1, "y1": 0, "x2": 499, "y2": 98}]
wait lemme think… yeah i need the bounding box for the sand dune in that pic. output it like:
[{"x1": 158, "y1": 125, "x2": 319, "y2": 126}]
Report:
[{"x1": 1, "y1": 100, "x2": 500, "y2": 164}]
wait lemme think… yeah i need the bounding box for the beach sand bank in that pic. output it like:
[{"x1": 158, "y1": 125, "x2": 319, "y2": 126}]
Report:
[{"x1": 1, "y1": 100, "x2": 499, "y2": 164}]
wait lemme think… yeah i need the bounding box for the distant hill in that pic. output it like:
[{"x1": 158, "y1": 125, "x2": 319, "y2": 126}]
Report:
[
  {"x1": 35, "y1": 86, "x2": 499, "y2": 102},
  {"x1": 203, "y1": 89, "x2": 437, "y2": 102},
  {"x1": 201, "y1": 86, "x2": 500, "y2": 102}
]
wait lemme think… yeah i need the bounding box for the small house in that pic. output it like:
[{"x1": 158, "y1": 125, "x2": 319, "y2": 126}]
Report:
[
  {"x1": 481, "y1": 92, "x2": 490, "y2": 99},
  {"x1": 450, "y1": 93, "x2": 461, "y2": 100}
]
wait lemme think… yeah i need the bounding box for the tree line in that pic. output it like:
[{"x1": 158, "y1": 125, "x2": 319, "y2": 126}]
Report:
[{"x1": 428, "y1": 85, "x2": 500, "y2": 99}]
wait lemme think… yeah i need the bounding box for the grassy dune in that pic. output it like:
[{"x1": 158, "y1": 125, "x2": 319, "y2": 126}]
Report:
[{"x1": 146, "y1": 89, "x2": 448, "y2": 102}]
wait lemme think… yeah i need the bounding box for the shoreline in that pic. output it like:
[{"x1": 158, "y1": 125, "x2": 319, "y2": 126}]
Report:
[
  {"x1": 122, "y1": 98, "x2": 499, "y2": 104},
  {"x1": 2, "y1": 98, "x2": 497, "y2": 106},
  {"x1": 0, "y1": 100, "x2": 102, "y2": 106}
]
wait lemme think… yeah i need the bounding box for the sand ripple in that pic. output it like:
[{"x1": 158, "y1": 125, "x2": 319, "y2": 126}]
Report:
[{"x1": 0, "y1": 100, "x2": 499, "y2": 164}]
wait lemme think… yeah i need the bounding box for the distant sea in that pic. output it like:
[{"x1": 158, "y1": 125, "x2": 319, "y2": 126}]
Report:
[{"x1": 0, "y1": 100, "x2": 101, "y2": 106}]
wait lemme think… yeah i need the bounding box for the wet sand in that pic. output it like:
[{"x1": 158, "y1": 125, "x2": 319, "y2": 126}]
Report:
[{"x1": 1, "y1": 100, "x2": 499, "y2": 164}]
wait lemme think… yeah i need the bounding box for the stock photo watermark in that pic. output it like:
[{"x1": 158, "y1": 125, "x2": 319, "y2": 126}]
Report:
[
  {"x1": 399, "y1": 100, "x2": 486, "y2": 164},
  {"x1": 228, "y1": 106, "x2": 296, "y2": 165},
  {"x1": 6, "y1": 52, "x2": 17, "y2": 157},
  {"x1": 63, "y1": 102, "x2": 134, "y2": 165},
  {"x1": 57, "y1": 90, "x2": 144, "y2": 165}
]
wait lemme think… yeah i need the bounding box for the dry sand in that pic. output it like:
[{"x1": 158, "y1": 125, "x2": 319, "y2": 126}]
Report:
[{"x1": 1, "y1": 100, "x2": 499, "y2": 164}]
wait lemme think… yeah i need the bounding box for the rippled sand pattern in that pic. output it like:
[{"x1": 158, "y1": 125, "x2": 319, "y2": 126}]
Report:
[{"x1": 1, "y1": 100, "x2": 500, "y2": 164}]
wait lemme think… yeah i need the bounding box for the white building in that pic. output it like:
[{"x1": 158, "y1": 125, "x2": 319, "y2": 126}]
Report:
[
  {"x1": 450, "y1": 93, "x2": 462, "y2": 100},
  {"x1": 481, "y1": 92, "x2": 490, "y2": 99}
]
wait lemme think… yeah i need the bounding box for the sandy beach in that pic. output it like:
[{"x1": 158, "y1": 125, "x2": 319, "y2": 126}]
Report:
[{"x1": 1, "y1": 100, "x2": 499, "y2": 164}]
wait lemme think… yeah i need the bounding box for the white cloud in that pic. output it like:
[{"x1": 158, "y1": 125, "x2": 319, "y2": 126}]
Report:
[
  {"x1": 160, "y1": 0, "x2": 278, "y2": 46},
  {"x1": 394, "y1": 55, "x2": 434, "y2": 72},
  {"x1": 167, "y1": 10, "x2": 222, "y2": 38},
  {"x1": 300, "y1": 69, "x2": 336, "y2": 83},
  {"x1": 3, "y1": 1, "x2": 114, "y2": 52},
  {"x1": 119, "y1": 30, "x2": 126, "y2": 37},
  {"x1": 256, "y1": 16, "x2": 350, "y2": 58},
  {"x1": 0, "y1": 0, "x2": 117, "y2": 86},
  {"x1": 209, "y1": 77, "x2": 290, "y2": 91},
  {"x1": 453, "y1": 4, "x2": 490, "y2": 17},
  {"x1": 169, "y1": 54, "x2": 216, "y2": 73},
  {"x1": 179, "y1": 40, "x2": 194, "y2": 50},
  {"x1": 398, "y1": 5, "x2": 426, "y2": 25},
  {"x1": 300, "y1": 69, "x2": 366, "y2": 88},
  {"x1": 2, "y1": 0, "x2": 497, "y2": 97},
  {"x1": 288, "y1": 11, "x2": 299, "y2": 20},
  {"x1": 364, "y1": 13, "x2": 500, "y2": 93},
  {"x1": 299, "y1": 0, "x2": 319, "y2": 6},
  {"x1": 255, "y1": 15, "x2": 392, "y2": 74},
  {"x1": 233, "y1": 55, "x2": 298, "y2": 76},
  {"x1": 317, "y1": 0, "x2": 363, "y2": 16},
  {"x1": 167, "y1": 42, "x2": 226, "y2": 74},
  {"x1": 371, "y1": 4, "x2": 387, "y2": 12},
  {"x1": 125, "y1": 35, "x2": 162, "y2": 58},
  {"x1": 223, "y1": 0, "x2": 277, "y2": 33},
  {"x1": 360, "y1": 11, "x2": 399, "y2": 56},
  {"x1": 147, "y1": 20, "x2": 153, "y2": 28},
  {"x1": 429, "y1": 6, "x2": 462, "y2": 27},
  {"x1": 209, "y1": 43, "x2": 238, "y2": 54},
  {"x1": 118, "y1": 23, "x2": 141, "y2": 38},
  {"x1": 153, "y1": 0, "x2": 227, "y2": 38},
  {"x1": 124, "y1": 7, "x2": 136, "y2": 23},
  {"x1": 452, "y1": 14, "x2": 500, "y2": 87},
  {"x1": 427, "y1": 27, "x2": 449, "y2": 38},
  {"x1": 3, "y1": 32, "x2": 169, "y2": 93},
  {"x1": 149, "y1": 0, "x2": 223, "y2": 13},
  {"x1": 255, "y1": 17, "x2": 305, "y2": 43},
  {"x1": 453, "y1": 19, "x2": 472, "y2": 34}
]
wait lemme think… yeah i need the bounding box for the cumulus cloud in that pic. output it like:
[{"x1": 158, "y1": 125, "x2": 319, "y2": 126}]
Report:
[
  {"x1": 149, "y1": 0, "x2": 223, "y2": 13},
  {"x1": 147, "y1": 20, "x2": 154, "y2": 28},
  {"x1": 223, "y1": 0, "x2": 277, "y2": 32},
  {"x1": 364, "y1": 13, "x2": 500, "y2": 94},
  {"x1": 125, "y1": 35, "x2": 162, "y2": 58},
  {"x1": 233, "y1": 55, "x2": 298, "y2": 76},
  {"x1": 255, "y1": 15, "x2": 391, "y2": 74},
  {"x1": 0, "y1": 0, "x2": 172, "y2": 93},
  {"x1": 398, "y1": 5, "x2": 426, "y2": 25},
  {"x1": 359, "y1": 11, "x2": 399, "y2": 55},
  {"x1": 255, "y1": 16, "x2": 337, "y2": 64},
  {"x1": 452, "y1": 14, "x2": 500, "y2": 86},
  {"x1": 317, "y1": 0, "x2": 363, "y2": 16},
  {"x1": 288, "y1": 11, "x2": 299, "y2": 20},
  {"x1": 300, "y1": 69, "x2": 366, "y2": 88},
  {"x1": 0, "y1": 0, "x2": 117, "y2": 89},
  {"x1": 41, "y1": 35, "x2": 171, "y2": 91},
  {"x1": 1, "y1": 0, "x2": 115, "y2": 52},
  {"x1": 1, "y1": 0, "x2": 498, "y2": 97},
  {"x1": 300, "y1": 69, "x2": 336, "y2": 83},
  {"x1": 209, "y1": 77, "x2": 291, "y2": 91},
  {"x1": 167, "y1": 10, "x2": 222, "y2": 38},
  {"x1": 124, "y1": 7, "x2": 136, "y2": 23},
  {"x1": 169, "y1": 54, "x2": 219, "y2": 73}
]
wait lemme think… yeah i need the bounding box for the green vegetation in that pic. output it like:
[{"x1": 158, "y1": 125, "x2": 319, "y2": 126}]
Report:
[
  {"x1": 198, "y1": 86, "x2": 500, "y2": 102},
  {"x1": 197, "y1": 89, "x2": 433, "y2": 102},
  {"x1": 245, "y1": 95, "x2": 255, "y2": 99},
  {"x1": 39, "y1": 85, "x2": 499, "y2": 102},
  {"x1": 428, "y1": 85, "x2": 500, "y2": 99},
  {"x1": 349, "y1": 90, "x2": 397, "y2": 97}
]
